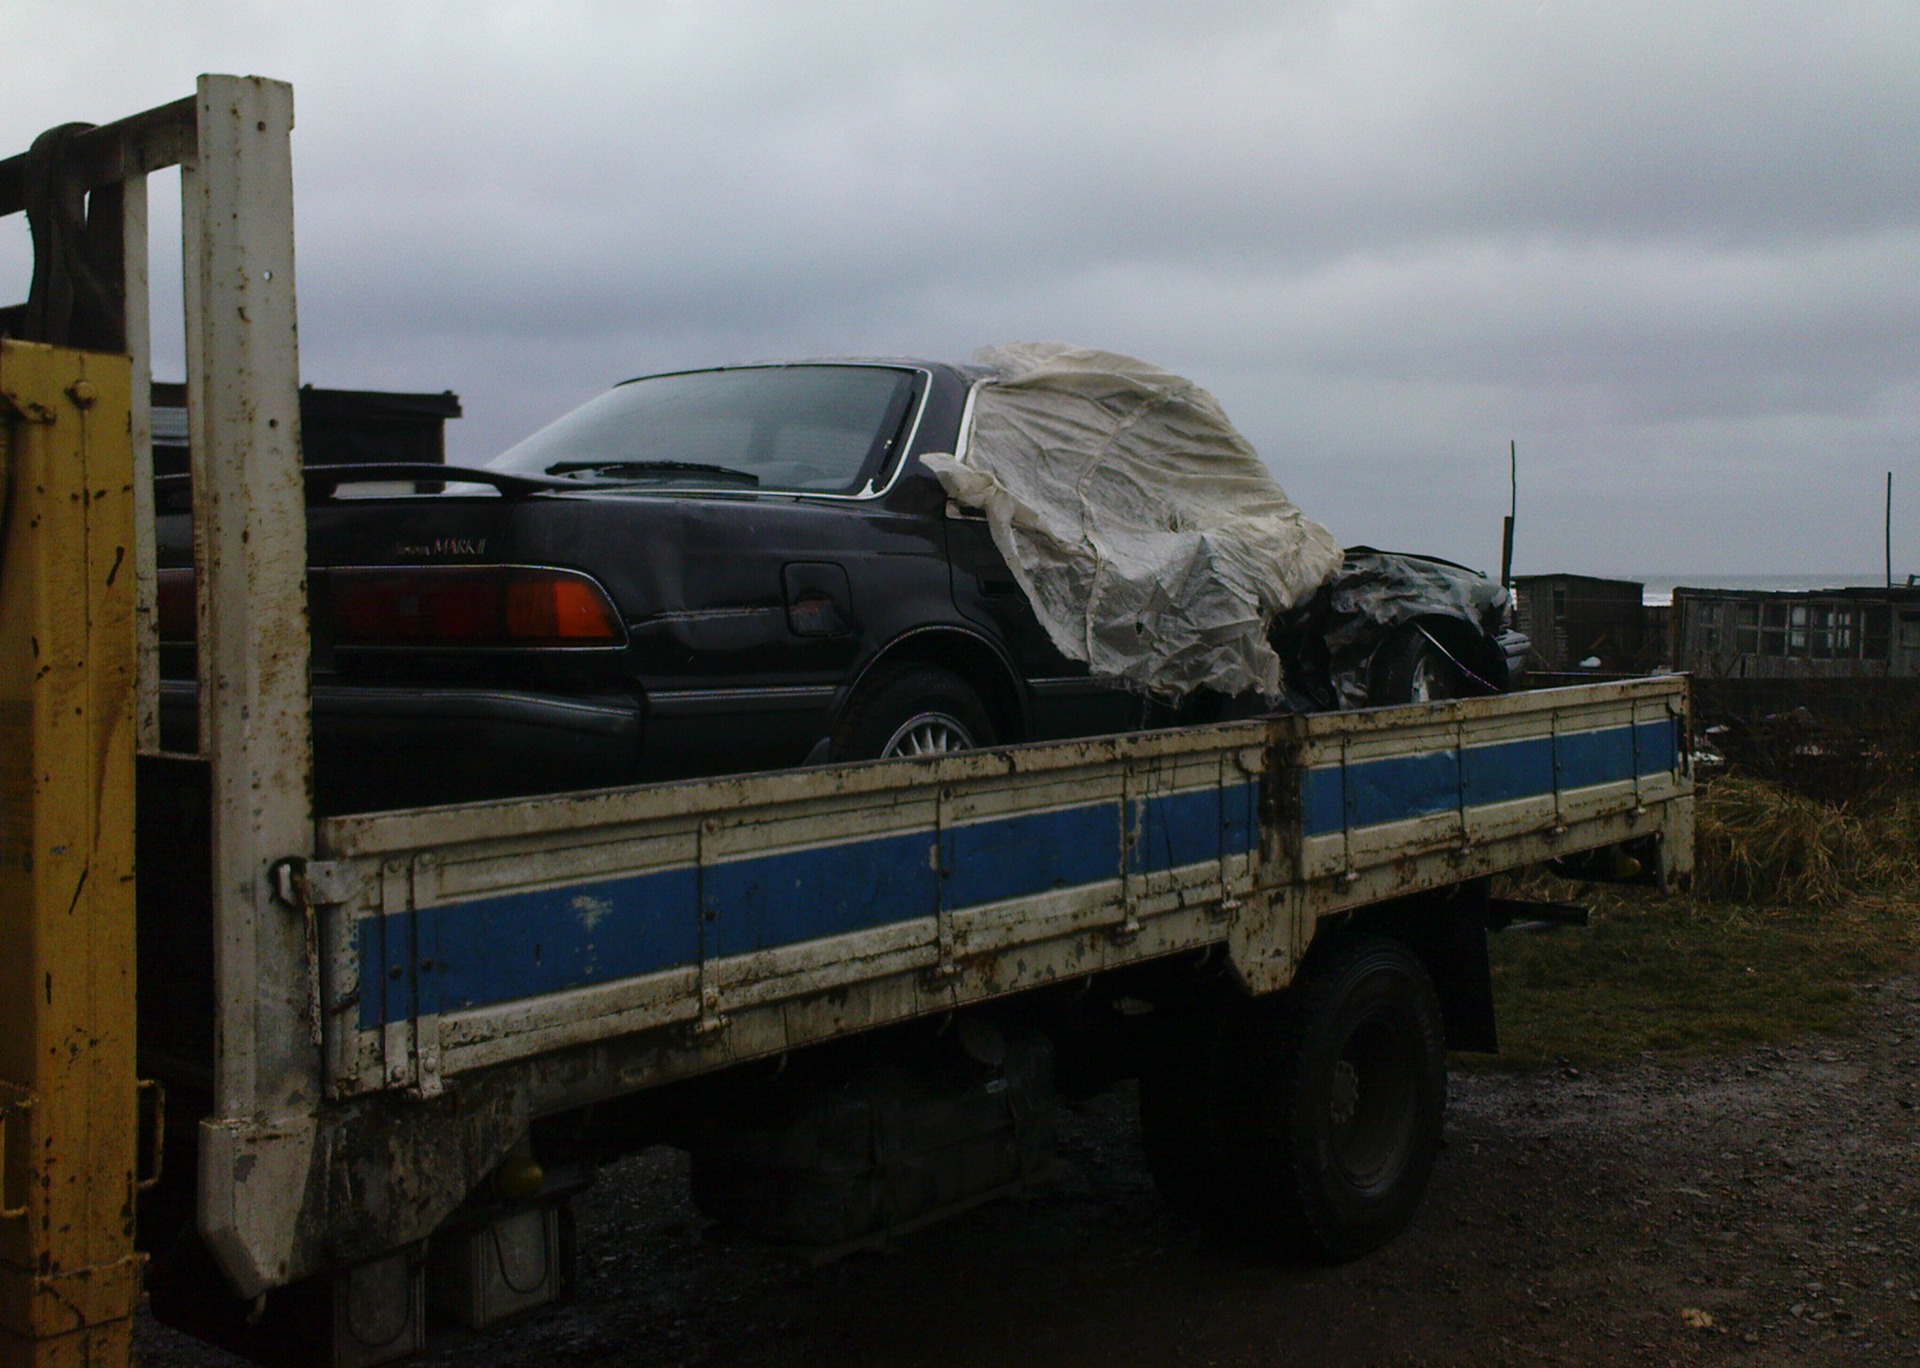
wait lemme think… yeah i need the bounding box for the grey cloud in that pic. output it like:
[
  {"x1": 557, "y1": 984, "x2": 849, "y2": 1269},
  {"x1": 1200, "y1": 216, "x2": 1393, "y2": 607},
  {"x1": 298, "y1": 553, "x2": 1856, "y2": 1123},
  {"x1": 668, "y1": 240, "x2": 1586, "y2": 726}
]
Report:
[{"x1": 8, "y1": 0, "x2": 1919, "y2": 576}]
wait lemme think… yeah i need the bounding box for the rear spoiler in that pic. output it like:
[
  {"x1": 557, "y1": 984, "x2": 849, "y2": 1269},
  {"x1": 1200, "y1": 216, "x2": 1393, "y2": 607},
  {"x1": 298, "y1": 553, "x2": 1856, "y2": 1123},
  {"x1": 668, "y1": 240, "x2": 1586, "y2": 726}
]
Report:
[{"x1": 155, "y1": 463, "x2": 576, "y2": 507}]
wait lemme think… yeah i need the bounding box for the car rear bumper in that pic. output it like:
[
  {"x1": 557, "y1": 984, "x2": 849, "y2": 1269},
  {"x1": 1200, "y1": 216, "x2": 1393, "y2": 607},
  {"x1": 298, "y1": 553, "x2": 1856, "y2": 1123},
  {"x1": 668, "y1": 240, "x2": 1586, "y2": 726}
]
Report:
[{"x1": 159, "y1": 680, "x2": 644, "y2": 813}]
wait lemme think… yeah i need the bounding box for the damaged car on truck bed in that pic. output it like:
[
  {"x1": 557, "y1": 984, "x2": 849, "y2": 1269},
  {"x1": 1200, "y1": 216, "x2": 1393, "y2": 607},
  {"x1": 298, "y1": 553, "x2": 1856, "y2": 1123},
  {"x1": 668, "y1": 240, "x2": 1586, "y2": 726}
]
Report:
[{"x1": 156, "y1": 345, "x2": 1527, "y2": 814}]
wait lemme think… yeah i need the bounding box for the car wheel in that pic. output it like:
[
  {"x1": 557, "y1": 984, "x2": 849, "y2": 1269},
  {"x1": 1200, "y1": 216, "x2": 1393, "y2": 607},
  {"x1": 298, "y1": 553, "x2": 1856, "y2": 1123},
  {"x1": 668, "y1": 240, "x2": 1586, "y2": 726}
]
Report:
[
  {"x1": 833, "y1": 665, "x2": 998, "y2": 760},
  {"x1": 1369, "y1": 623, "x2": 1469, "y2": 704},
  {"x1": 1138, "y1": 938, "x2": 1447, "y2": 1261}
]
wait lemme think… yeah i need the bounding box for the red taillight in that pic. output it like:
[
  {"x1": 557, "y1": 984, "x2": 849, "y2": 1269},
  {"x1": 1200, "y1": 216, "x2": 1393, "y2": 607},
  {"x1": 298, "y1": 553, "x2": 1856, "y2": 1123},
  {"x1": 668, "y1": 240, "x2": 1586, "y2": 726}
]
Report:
[
  {"x1": 504, "y1": 576, "x2": 625, "y2": 641},
  {"x1": 330, "y1": 568, "x2": 624, "y2": 647},
  {"x1": 150, "y1": 566, "x2": 625, "y2": 648}
]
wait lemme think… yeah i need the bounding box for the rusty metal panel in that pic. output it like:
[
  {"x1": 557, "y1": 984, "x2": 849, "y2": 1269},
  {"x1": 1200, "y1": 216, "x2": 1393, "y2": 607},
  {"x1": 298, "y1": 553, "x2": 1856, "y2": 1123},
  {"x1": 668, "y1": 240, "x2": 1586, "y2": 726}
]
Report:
[
  {"x1": 0, "y1": 342, "x2": 141, "y2": 1367},
  {"x1": 256, "y1": 680, "x2": 1693, "y2": 1280},
  {"x1": 1291, "y1": 679, "x2": 1689, "y2": 885},
  {"x1": 183, "y1": 722, "x2": 1269, "y2": 1278},
  {"x1": 245, "y1": 676, "x2": 1685, "y2": 1287},
  {"x1": 313, "y1": 724, "x2": 1271, "y2": 1098},
  {"x1": 305, "y1": 681, "x2": 1690, "y2": 1118}
]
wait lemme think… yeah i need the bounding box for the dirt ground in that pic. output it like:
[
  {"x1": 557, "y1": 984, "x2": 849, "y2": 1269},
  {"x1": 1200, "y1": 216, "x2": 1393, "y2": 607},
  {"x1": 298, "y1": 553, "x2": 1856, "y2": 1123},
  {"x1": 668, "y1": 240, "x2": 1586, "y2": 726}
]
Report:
[{"x1": 139, "y1": 974, "x2": 1920, "y2": 1368}]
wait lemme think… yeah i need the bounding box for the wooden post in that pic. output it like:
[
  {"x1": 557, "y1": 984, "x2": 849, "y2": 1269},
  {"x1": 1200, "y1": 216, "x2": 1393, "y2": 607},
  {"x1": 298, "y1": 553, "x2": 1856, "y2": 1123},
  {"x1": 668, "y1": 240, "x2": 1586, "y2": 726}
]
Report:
[{"x1": 1500, "y1": 439, "x2": 1516, "y2": 587}]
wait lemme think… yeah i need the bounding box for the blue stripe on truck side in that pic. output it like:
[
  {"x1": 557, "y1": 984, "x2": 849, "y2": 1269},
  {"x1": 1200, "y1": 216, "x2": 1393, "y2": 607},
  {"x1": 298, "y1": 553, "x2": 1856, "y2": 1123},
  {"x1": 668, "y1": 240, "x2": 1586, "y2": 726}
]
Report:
[
  {"x1": 1300, "y1": 717, "x2": 1678, "y2": 838},
  {"x1": 367, "y1": 866, "x2": 704, "y2": 1027},
  {"x1": 707, "y1": 829, "x2": 937, "y2": 958},
  {"x1": 1128, "y1": 782, "x2": 1260, "y2": 877},
  {"x1": 941, "y1": 802, "x2": 1123, "y2": 911},
  {"x1": 358, "y1": 779, "x2": 1263, "y2": 1027},
  {"x1": 361, "y1": 718, "x2": 1681, "y2": 1028}
]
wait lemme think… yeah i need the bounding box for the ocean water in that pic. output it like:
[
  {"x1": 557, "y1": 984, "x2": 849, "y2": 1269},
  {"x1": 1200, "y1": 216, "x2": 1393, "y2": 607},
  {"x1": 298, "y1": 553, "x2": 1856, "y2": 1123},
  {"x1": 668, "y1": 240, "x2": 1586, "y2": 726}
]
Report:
[{"x1": 1638, "y1": 573, "x2": 1909, "y2": 607}]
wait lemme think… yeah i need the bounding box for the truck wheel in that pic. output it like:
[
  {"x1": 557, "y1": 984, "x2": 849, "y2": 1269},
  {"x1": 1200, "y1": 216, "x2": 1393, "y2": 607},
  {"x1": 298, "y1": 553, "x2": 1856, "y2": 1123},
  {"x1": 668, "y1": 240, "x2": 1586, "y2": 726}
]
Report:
[
  {"x1": 1369, "y1": 624, "x2": 1466, "y2": 704},
  {"x1": 1139, "y1": 938, "x2": 1446, "y2": 1261},
  {"x1": 833, "y1": 664, "x2": 997, "y2": 760}
]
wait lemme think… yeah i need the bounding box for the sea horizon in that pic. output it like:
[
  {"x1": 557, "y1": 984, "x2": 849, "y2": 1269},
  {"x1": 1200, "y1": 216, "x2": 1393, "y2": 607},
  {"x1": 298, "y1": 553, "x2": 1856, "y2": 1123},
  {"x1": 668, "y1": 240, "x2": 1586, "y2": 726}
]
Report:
[{"x1": 1632, "y1": 572, "x2": 1910, "y2": 607}]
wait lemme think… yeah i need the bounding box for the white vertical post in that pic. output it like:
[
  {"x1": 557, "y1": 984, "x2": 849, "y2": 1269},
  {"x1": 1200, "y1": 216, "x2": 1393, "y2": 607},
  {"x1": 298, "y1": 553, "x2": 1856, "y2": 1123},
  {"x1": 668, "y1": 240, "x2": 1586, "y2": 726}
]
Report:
[
  {"x1": 123, "y1": 174, "x2": 159, "y2": 752},
  {"x1": 183, "y1": 73, "x2": 320, "y2": 1300},
  {"x1": 180, "y1": 157, "x2": 206, "y2": 751}
]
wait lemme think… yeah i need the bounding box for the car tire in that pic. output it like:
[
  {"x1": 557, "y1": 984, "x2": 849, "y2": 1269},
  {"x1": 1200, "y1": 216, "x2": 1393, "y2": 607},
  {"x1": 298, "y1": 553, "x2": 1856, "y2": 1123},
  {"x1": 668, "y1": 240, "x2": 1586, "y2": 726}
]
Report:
[
  {"x1": 1369, "y1": 623, "x2": 1469, "y2": 704},
  {"x1": 832, "y1": 664, "x2": 997, "y2": 760},
  {"x1": 1138, "y1": 938, "x2": 1447, "y2": 1261}
]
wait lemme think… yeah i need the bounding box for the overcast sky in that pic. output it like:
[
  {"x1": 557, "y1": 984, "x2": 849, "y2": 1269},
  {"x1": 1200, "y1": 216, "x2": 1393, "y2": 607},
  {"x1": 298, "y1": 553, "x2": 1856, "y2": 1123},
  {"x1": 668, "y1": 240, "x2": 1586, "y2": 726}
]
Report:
[{"x1": 11, "y1": 1, "x2": 1918, "y2": 579}]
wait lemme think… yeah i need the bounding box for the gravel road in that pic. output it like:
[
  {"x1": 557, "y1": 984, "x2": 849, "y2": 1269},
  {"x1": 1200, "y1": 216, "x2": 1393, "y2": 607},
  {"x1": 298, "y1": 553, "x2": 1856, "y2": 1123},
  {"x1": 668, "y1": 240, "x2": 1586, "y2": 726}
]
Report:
[{"x1": 140, "y1": 974, "x2": 1920, "y2": 1367}]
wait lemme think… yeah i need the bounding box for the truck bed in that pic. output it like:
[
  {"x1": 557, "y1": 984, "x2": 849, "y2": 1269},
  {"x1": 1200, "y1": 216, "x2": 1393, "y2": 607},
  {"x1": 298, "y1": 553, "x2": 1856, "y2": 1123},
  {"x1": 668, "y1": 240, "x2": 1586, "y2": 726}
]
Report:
[{"x1": 190, "y1": 676, "x2": 1693, "y2": 1285}]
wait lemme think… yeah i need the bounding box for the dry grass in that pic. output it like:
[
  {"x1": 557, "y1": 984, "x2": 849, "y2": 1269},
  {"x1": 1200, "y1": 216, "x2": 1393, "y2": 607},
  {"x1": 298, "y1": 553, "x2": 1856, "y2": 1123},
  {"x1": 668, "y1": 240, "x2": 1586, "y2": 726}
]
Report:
[{"x1": 1693, "y1": 774, "x2": 1920, "y2": 905}]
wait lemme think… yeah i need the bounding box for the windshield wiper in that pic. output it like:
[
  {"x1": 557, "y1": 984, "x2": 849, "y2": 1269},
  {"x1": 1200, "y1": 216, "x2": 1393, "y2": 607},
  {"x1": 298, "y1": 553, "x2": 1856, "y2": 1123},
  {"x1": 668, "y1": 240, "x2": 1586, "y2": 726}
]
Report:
[{"x1": 545, "y1": 460, "x2": 760, "y2": 485}]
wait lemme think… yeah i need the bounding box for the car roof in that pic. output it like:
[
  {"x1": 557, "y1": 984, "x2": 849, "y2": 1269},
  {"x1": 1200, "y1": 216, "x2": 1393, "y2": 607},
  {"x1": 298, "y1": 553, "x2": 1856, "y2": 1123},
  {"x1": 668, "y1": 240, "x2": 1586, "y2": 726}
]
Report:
[{"x1": 611, "y1": 357, "x2": 997, "y2": 387}]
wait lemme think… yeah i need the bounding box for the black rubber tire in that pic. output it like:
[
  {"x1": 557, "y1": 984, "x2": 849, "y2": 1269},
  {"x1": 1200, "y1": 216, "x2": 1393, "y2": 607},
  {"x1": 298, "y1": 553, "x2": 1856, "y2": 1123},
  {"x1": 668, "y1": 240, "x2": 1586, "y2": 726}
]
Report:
[
  {"x1": 1369, "y1": 623, "x2": 1468, "y2": 705},
  {"x1": 1138, "y1": 937, "x2": 1447, "y2": 1261},
  {"x1": 831, "y1": 664, "x2": 997, "y2": 760}
]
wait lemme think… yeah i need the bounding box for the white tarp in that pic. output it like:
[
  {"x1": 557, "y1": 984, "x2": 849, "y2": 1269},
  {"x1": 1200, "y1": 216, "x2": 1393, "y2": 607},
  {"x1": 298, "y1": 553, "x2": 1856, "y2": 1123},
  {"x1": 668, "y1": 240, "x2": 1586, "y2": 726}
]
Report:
[{"x1": 921, "y1": 343, "x2": 1343, "y2": 701}]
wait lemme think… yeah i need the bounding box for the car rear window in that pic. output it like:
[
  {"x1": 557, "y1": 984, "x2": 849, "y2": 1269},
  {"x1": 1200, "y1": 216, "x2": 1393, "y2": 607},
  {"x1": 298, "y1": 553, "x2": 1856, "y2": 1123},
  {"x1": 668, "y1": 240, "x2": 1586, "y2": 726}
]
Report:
[{"x1": 487, "y1": 365, "x2": 920, "y2": 495}]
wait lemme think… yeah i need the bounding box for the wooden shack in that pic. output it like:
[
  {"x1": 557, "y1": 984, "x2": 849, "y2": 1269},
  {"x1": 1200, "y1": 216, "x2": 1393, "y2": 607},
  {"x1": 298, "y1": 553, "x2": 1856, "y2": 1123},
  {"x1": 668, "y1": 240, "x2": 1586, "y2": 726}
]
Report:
[
  {"x1": 151, "y1": 381, "x2": 462, "y2": 476},
  {"x1": 1512, "y1": 574, "x2": 1648, "y2": 671},
  {"x1": 1672, "y1": 585, "x2": 1920, "y2": 679}
]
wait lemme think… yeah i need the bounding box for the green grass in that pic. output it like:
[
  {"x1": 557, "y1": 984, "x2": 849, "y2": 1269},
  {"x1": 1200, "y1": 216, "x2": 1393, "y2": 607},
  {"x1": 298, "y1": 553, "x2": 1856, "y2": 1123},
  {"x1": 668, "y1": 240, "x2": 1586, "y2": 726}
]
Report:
[
  {"x1": 1477, "y1": 885, "x2": 1919, "y2": 1070},
  {"x1": 1468, "y1": 773, "x2": 1920, "y2": 1070}
]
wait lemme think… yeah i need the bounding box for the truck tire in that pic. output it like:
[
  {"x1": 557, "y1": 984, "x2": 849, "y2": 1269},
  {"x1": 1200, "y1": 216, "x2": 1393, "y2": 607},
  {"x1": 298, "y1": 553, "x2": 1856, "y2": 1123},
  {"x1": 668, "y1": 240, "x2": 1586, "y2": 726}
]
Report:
[
  {"x1": 1369, "y1": 623, "x2": 1467, "y2": 704},
  {"x1": 833, "y1": 664, "x2": 997, "y2": 760},
  {"x1": 1139, "y1": 937, "x2": 1447, "y2": 1261}
]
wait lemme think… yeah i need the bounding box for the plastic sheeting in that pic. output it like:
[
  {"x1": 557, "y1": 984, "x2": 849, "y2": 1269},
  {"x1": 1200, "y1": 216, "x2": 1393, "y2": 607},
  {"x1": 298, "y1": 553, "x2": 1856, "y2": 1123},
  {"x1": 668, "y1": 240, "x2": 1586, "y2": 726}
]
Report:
[
  {"x1": 1311, "y1": 548, "x2": 1514, "y2": 707},
  {"x1": 921, "y1": 344, "x2": 1343, "y2": 701}
]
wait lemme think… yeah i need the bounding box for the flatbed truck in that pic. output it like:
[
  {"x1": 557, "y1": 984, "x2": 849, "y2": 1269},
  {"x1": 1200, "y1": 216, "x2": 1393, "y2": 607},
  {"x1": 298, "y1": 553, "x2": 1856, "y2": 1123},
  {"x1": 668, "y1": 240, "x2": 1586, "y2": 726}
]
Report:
[{"x1": 0, "y1": 78, "x2": 1692, "y2": 1368}]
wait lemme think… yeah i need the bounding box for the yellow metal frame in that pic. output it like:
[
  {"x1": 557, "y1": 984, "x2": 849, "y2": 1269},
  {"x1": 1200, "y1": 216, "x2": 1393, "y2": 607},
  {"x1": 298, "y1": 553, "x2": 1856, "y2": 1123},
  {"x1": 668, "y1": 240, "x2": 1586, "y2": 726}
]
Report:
[
  {"x1": 2, "y1": 79, "x2": 315, "y2": 1320},
  {"x1": 0, "y1": 340, "x2": 141, "y2": 1366}
]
